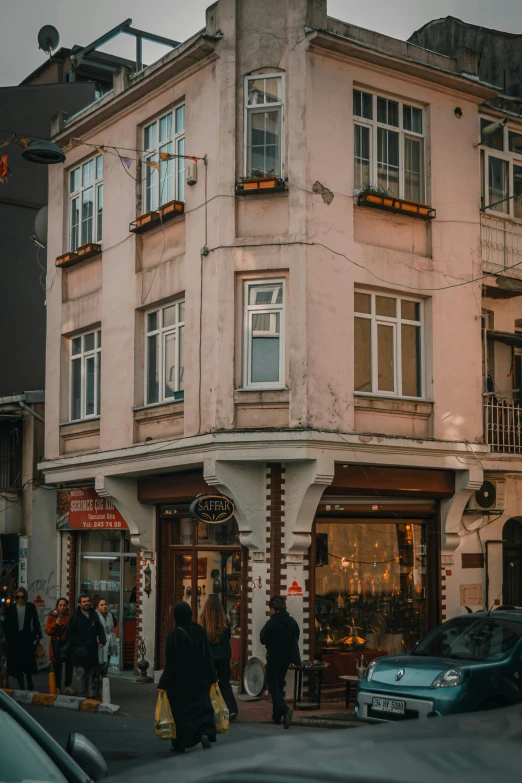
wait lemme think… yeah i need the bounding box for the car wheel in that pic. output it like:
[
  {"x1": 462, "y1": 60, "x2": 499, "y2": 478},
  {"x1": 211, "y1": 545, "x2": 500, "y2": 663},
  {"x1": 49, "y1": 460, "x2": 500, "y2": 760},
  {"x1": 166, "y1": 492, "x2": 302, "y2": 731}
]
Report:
[{"x1": 479, "y1": 697, "x2": 506, "y2": 711}]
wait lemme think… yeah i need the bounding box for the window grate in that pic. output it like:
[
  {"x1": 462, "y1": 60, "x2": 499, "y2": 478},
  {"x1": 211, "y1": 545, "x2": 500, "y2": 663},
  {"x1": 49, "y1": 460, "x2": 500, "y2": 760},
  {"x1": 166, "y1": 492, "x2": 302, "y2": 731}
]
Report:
[{"x1": 0, "y1": 420, "x2": 23, "y2": 492}]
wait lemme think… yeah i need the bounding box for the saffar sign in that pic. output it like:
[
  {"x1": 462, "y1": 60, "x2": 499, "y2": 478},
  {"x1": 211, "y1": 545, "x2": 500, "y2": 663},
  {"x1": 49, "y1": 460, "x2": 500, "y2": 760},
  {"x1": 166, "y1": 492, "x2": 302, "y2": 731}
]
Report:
[
  {"x1": 189, "y1": 494, "x2": 235, "y2": 524},
  {"x1": 57, "y1": 488, "x2": 128, "y2": 530}
]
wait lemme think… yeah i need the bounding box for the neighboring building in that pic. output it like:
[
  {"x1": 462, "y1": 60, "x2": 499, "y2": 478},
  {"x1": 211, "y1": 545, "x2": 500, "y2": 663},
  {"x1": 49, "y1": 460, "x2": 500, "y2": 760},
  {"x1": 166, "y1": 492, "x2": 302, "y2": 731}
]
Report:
[
  {"x1": 0, "y1": 45, "x2": 132, "y2": 630},
  {"x1": 39, "y1": 0, "x2": 520, "y2": 683}
]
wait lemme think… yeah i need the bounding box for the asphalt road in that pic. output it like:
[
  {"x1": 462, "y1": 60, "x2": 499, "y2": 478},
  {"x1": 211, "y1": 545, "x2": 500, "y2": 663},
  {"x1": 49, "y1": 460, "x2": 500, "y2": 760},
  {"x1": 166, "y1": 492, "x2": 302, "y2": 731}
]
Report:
[{"x1": 24, "y1": 703, "x2": 318, "y2": 781}]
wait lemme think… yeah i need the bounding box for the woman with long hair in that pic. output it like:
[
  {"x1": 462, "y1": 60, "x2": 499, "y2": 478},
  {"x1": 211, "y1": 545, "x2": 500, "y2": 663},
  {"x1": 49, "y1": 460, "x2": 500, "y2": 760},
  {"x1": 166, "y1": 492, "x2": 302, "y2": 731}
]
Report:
[
  {"x1": 158, "y1": 601, "x2": 218, "y2": 754},
  {"x1": 200, "y1": 594, "x2": 238, "y2": 719},
  {"x1": 95, "y1": 598, "x2": 118, "y2": 694},
  {"x1": 45, "y1": 597, "x2": 73, "y2": 694},
  {"x1": 4, "y1": 586, "x2": 42, "y2": 690}
]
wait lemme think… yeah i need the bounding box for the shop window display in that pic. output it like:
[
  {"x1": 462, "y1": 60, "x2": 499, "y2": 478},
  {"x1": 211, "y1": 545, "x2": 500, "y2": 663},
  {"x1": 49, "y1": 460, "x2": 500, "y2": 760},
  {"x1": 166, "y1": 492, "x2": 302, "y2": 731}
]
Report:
[{"x1": 314, "y1": 521, "x2": 426, "y2": 658}]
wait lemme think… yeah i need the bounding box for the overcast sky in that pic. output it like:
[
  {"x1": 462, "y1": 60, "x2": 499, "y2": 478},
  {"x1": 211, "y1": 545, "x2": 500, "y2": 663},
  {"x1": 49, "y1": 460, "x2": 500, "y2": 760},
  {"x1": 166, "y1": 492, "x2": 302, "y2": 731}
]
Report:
[{"x1": 1, "y1": 0, "x2": 522, "y2": 87}]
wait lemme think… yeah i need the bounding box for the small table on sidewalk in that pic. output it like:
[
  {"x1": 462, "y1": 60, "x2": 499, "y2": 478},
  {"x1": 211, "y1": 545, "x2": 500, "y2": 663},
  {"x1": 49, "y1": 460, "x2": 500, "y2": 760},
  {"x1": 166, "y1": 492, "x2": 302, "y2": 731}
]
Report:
[
  {"x1": 339, "y1": 675, "x2": 359, "y2": 709},
  {"x1": 291, "y1": 665, "x2": 325, "y2": 711}
]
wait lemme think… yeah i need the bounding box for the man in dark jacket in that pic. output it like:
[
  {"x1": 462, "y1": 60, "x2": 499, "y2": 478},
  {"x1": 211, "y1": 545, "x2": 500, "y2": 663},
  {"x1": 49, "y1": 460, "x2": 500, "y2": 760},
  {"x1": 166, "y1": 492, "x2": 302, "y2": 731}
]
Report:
[
  {"x1": 260, "y1": 595, "x2": 301, "y2": 729},
  {"x1": 66, "y1": 593, "x2": 106, "y2": 697},
  {"x1": 4, "y1": 586, "x2": 42, "y2": 690}
]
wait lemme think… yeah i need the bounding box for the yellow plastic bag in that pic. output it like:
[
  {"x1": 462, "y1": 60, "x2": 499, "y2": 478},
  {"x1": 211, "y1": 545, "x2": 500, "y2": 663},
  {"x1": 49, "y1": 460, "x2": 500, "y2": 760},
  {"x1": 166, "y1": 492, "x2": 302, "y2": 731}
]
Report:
[
  {"x1": 210, "y1": 683, "x2": 230, "y2": 734},
  {"x1": 154, "y1": 691, "x2": 176, "y2": 740}
]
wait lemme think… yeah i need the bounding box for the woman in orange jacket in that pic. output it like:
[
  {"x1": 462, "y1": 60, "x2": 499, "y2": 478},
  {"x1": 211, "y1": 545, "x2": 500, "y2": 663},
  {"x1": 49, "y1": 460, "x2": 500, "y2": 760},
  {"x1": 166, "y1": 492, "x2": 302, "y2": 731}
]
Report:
[{"x1": 45, "y1": 597, "x2": 73, "y2": 694}]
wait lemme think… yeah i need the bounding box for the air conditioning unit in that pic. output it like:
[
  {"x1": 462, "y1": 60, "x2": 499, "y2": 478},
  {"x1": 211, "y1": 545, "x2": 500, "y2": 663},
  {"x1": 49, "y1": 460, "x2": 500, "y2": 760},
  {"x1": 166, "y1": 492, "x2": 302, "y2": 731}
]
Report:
[{"x1": 467, "y1": 480, "x2": 506, "y2": 513}]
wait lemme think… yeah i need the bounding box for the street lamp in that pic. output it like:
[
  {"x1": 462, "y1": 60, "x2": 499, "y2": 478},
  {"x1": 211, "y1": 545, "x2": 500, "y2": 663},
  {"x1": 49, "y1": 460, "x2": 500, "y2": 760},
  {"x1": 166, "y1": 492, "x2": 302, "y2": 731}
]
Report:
[{"x1": 22, "y1": 139, "x2": 65, "y2": 164}]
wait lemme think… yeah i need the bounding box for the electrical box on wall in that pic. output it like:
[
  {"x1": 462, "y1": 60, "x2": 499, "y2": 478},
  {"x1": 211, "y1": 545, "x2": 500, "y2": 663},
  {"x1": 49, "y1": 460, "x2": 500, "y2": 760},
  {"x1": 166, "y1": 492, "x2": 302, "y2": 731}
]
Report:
[
  {"x1": 186, "y1": 160, "x2": 197, "y2": 186},
  {"x1": 466, "y1": 480, "x2": 506, "y2": 513}
]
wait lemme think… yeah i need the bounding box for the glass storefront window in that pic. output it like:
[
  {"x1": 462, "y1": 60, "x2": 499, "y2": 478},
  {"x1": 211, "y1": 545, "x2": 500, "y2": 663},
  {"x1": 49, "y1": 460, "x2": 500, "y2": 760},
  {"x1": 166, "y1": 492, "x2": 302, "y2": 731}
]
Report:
[
  {"x1": 196, "y1": 519, "x2": 240, "y2": 546},
  {"x1": 314, "y1": 521, "x2": 427, "y2": 657}
]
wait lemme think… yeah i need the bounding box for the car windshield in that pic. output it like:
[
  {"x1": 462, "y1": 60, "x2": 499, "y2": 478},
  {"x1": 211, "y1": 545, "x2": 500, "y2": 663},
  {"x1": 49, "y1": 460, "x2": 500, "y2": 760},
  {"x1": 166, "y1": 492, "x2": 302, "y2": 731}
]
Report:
[
  {"x1": 0, "y1": 709, "x2": 69, "y2": 783},
  {"x1": 413, "y1": 617, "x2": 522, "y2": 662}
]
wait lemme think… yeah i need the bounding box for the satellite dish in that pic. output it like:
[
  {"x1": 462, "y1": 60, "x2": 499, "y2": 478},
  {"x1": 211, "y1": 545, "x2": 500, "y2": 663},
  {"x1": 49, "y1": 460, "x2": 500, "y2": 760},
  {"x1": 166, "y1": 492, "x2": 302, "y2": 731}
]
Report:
[
  {"x1": 34, "y1": 206, "x2": 48, "y2": 248},
  {"x1": 38, "y1": 25, "x2": 60, "y2": 57}
]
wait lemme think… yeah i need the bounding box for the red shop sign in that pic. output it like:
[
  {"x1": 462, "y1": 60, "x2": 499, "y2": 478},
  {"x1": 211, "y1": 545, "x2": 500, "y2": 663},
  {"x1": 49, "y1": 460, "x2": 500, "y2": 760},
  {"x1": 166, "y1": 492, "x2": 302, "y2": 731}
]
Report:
[{"x1": 57, "y1": 488, "x2": 128, "y2": 530}]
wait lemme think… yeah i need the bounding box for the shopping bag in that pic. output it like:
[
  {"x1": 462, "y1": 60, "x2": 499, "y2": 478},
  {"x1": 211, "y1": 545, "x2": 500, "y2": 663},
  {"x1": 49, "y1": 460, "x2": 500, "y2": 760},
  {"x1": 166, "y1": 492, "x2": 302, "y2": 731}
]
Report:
[
  {"x1": 210, "y1": 683, "x2": 229, "y2": 734},
  {"x1": 154, "y1": 691, "x2": 176, "y2": 740}
]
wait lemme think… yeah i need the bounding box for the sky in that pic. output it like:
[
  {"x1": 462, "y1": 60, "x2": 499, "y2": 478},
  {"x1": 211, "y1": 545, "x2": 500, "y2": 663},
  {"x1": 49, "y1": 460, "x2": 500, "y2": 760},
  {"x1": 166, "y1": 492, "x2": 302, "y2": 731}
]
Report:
[{"x1": 1, "y1": 0, "x2": 522, "y2": 87}]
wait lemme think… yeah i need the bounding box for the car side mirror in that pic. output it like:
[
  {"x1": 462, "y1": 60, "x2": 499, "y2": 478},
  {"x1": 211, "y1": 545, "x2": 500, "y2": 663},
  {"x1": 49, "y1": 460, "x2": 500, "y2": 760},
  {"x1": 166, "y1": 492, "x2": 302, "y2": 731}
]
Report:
[{"x1": 66, "y1": 733, "x2": 107, "y2": 780}]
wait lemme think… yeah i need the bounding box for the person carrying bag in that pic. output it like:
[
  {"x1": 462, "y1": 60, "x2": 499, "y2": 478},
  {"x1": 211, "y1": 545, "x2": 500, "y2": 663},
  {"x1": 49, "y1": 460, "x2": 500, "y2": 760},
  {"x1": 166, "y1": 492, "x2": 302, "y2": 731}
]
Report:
[
  {"x1": 154, "y1": 691, "x2": 176, "y2": 740},
  {"x1": 45, "y1": 597, "x2": 73, "y2": 694}
]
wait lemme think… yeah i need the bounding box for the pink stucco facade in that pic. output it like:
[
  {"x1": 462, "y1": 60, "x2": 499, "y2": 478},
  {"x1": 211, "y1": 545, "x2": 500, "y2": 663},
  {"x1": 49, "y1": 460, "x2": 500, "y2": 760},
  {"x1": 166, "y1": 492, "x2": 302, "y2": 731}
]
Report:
[{"x1": 41, "y1": 1, "x2": 522, "y2": 673}]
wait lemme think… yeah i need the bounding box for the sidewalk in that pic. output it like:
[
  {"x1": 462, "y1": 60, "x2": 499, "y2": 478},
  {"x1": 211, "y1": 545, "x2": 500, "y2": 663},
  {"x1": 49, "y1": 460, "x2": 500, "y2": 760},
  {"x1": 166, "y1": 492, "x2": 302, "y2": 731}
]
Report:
[{"x1": 20, "y1": 671, "x2": 358, "y2": 727}]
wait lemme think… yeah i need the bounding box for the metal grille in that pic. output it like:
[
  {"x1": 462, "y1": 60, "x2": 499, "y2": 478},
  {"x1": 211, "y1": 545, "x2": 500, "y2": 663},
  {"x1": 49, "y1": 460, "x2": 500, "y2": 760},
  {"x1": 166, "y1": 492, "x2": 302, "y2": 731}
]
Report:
[
  {"x1": 484, "y1": 395, "x2": 522, "y2": 453},
  {"x1": 0, "y1": 419, "x2": 23, "y2": 491},
  {"x1": 481, "y1": 214, "x2": 522, "y2": 279},
  {"x1": 503, "y1": 547, "x2": 522, "y2": 606}
]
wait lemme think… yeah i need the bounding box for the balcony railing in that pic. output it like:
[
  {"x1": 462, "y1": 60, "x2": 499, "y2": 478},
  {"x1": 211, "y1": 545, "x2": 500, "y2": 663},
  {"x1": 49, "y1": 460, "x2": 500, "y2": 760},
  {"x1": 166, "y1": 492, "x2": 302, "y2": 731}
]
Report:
[
  {"x1": 484, "y1": 394, "x2": 522, "y2": 454},
  {"x1": 481, "y1": 214, "x2": 522, "y2": 279}
]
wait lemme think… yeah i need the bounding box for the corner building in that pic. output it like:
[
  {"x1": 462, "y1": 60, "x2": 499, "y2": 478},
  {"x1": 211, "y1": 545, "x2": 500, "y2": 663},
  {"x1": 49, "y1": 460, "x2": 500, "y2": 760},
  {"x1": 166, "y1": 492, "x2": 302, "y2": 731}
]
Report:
[{"x1": 41, "y1": 1, "x2": 521, "y2": 681}]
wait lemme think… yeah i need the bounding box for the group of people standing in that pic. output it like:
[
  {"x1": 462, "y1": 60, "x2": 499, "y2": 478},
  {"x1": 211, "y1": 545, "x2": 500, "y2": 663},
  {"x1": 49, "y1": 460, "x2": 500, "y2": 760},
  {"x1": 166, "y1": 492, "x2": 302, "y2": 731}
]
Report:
[
  {"x1": 159, "y1": 593, "x2": 300, "y2": 753},
  {"x1": 3, "y1": 587, "x2": 116, "y2": 697}
]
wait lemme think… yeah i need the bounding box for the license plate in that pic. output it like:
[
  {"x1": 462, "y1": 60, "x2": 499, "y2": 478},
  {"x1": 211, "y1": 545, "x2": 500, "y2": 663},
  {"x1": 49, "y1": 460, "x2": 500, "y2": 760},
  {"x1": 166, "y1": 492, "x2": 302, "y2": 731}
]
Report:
[{"x1": 371, "y1": 697, "x2": 406, "y2": 715}]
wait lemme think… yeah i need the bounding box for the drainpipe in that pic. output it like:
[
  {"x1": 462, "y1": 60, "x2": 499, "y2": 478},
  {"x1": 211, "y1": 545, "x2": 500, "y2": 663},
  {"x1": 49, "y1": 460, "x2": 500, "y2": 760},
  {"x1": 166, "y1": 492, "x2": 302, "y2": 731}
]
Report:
[{"x1": 19, "y1": 401, "x2": 44, "y2": 422}]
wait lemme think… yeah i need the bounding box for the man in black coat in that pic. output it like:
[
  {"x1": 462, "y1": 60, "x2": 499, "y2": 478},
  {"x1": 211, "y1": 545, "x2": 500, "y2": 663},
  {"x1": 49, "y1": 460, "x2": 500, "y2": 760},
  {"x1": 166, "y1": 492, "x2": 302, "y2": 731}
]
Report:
[
  {"x1": 260, "y1": 595, "x2": 301, "y2": 729},
  {"x1": 66, "y1": 593, "x2": 106, "y2": 697},
  {"x1": 4, "y1": 586, "x2": 42, "y2": 690}
]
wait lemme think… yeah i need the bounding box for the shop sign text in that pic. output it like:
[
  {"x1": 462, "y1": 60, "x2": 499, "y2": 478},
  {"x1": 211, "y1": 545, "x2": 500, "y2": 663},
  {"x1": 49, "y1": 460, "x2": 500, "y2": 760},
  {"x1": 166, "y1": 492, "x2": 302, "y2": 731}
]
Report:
[
  {"x1": 57, "y1": 488, "x2": 128, "y2": 530},
  {"x1": 190, "y1": 494, "x2": 235, "y2": 524}
]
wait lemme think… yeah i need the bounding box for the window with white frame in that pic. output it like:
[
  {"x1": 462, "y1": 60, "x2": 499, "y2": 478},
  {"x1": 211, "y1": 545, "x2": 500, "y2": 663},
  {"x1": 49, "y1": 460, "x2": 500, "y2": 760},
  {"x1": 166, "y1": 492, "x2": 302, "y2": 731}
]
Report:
[
  {"x1": 69, "y1": 155, "x2": 103, "y2": 251},
  {"x1": 145, "y1": 301, "x2": 185, "y2": 405},
  {"x1": 480, "y1": 118, "x2": 522, "y2": 218},
  {"x1": 354, "y1": 291, "x2": 424, "y2": 398},
  {"x1": 245, "y1": 74, "x2": 284, "y2": 178},
  {"x1": 353, "y1": 89, "x2": 425, "y2": 202},
  {"x1": 143, "y1": 105, "x2": 186, "y2": 213},
  {"x1": 244, "y1": 280, "x2": 285, "y2": 389},
  {"x1": 70, "y1": 329, "x2": 101, "y2": 421}
]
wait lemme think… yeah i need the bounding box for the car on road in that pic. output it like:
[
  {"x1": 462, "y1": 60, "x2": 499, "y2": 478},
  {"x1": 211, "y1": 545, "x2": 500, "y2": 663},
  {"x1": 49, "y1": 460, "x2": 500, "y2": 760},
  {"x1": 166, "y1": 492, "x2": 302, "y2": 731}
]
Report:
[
  {"x1": 0, "y1": 688, "x2": 107, "y2": 782},
  {"x1": 356, "y1": 609, "x2": 522, "y2": 722}
]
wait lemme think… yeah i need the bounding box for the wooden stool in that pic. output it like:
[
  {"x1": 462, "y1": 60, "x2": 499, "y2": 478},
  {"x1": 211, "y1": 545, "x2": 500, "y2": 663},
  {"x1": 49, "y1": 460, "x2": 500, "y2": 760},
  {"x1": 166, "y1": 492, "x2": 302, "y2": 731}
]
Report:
[{"x1": 339, "y1": 675, "x2": 359, "y2": 709}]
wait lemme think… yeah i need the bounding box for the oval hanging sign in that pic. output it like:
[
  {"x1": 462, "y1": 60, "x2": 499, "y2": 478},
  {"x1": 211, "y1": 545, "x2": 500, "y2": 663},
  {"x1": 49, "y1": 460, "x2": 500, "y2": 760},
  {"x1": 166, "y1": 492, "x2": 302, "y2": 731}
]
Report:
[{"x1": 190, "y1": 494, "x2": 235, "y2": 524}]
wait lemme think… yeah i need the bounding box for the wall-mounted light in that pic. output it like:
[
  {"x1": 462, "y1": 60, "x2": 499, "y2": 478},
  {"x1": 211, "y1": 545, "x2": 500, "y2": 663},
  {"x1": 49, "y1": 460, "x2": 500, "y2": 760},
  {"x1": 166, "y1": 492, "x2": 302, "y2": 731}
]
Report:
[
  {"x1": 143, "y1": 563, "x2": 152, "y2": 598},
  {"x1": 251, "y1": 576, "x2": 263, "y2": 589}
]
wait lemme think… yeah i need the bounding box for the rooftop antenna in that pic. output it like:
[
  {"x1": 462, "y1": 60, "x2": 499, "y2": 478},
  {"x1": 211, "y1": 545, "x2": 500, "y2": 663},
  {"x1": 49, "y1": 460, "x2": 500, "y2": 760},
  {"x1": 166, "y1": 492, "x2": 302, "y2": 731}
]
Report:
[{"x1": 38, "y1": 25, "x2": 60, "y2": 61}]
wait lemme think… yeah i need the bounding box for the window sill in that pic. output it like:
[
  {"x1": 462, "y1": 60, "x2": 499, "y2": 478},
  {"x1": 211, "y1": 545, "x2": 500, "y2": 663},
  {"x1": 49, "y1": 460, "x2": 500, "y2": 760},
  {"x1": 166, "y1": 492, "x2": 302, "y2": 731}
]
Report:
[
  {"x1": 236, "y1": 177, "x2": 286, "y2": 195},
  {"x1": 134, "y1": 399, "x2": 184, "y2": 423},
  {"x1": 56, "y1": 243, "x2": 102, "y2": 268},
  {"x1": 354, "y1": 394, "x2": 433, "y2": 417},
  {"x1": 133, "y1": 397, "x2": 184, "y2": 413},
  {"x1": 234, "y1": 388, "x2": 289, "y2": 404},
  {"x1": 357, "y1": 191, "x2": 435, "y2": 220},
  {"x1": 130, "y1": 200, "x2": 185, "y2": 234},
  {"x1": 59, "y1": 418, "x2": 101, "y2": 438}
]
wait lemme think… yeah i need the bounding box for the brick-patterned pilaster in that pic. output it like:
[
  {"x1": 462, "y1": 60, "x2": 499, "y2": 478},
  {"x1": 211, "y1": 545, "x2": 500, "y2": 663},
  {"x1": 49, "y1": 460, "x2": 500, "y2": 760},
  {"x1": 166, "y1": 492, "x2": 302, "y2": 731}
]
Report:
[
  {"x1": 302, "y1": 552, "x2": 311, "y2": 658},
  {"x1": 65, "y1": 533, "x2": 77, "y2": 608},
  {"x1": 441, "y1": 566, "x2": 447, "y2": 621},
  {"x1": 266, "y1": 464, "x2": 285, "y2": 608},
  {"x1": 134, "y1": 548, "x2": 142, "y2": 674}
]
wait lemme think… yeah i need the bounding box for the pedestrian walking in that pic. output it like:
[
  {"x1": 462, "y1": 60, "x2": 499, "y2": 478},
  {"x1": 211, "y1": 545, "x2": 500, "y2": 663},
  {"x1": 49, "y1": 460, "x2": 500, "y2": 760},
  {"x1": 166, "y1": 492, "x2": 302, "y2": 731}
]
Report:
[
  {"x1": 95, "y1": 598, "x2": 118, "y2": 694},
  {"x1": 260, "y1": 595, "x2": 301, "y2": 729},
  {"x1": 200, "y1": 594, "x2": 238, "y2": 720},
  {"x1": 66, "y1": 593, "x2": 106, "y2": 697},
  {"x1": 4, "y1": 586, "x2": 42, "y2": 691},
  {"x1": 158, "y1": 601, "x2": 218, "y2": 754},
  {"x1": 45, "y1": 597, "x2": 73, "y2": 694}
]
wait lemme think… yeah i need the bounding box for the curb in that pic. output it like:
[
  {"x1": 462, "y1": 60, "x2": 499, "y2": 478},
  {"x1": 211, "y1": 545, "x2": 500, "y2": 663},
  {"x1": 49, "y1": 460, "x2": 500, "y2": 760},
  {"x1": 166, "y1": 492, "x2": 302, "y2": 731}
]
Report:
[{"x1": 2, "y1": 688, "x2": 120, "y2": 714}]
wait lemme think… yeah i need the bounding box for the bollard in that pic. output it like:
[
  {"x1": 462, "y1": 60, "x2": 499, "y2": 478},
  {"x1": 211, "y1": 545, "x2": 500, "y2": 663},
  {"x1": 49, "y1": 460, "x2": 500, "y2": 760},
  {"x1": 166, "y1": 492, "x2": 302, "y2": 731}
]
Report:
[
  {"x1": 102, "y1": 677, "x2": 111, "y2": 705},
  {"x1": 49, "y1": 671, "x2": 57, "y2": 695}
]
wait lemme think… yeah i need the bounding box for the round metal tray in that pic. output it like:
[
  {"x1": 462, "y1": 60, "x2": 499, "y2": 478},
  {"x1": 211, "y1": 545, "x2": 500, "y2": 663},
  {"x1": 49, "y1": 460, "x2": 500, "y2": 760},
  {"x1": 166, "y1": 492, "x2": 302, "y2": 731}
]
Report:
[{"x1": 243, "y1": 656, "x2": 266, "y2": 697}]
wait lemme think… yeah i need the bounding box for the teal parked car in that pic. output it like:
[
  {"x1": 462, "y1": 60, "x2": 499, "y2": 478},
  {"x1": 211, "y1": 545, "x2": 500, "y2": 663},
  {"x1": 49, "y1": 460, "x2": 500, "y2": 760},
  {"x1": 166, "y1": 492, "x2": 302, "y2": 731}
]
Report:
[{"x1": 356, "y1": 609, "x2": 522, "y2": 722}]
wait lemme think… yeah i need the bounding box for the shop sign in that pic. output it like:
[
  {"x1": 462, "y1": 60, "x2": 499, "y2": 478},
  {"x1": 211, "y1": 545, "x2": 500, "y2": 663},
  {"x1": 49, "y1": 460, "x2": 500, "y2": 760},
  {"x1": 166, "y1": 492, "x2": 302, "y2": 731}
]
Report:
[
  {"x1": 18, "y1": 536, "x2": 28, "y2": 589},
  {"x1": 189, "y1": 494, "x2": 235, "y2": 524},
  {"x1": 57, "y1": 488, "x2": 128, "y2": 530}
]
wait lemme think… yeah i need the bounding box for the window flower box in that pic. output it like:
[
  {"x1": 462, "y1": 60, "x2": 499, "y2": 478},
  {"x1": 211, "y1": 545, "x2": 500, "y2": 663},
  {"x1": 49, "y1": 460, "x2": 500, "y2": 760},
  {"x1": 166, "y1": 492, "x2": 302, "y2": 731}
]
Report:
[
  {"x1": 357, "y1": 189, "x2": 435, "y2": 220},
  {"x1": 130, "y1": 200, "x2": 184, "y2": 234},
  {"x1": 236, "y1": 177, "x2": 286, "y2": 195},
  {"x1": 56, "y1": 250, "x2": 79, "y2": 268},
  {"x1": 76, "y1": 242, "x2": 101, "y2": 260}
]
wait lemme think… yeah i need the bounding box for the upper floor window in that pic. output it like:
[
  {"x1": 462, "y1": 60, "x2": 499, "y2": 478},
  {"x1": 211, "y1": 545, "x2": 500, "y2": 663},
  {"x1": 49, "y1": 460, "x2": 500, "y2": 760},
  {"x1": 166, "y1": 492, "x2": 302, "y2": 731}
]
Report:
[
  {"x1": 145, "y1": 300, "x2": 185, "y2": 405},
  {"x1": 244, "y1": 280, "x2": 285, "y2": 389},
  {"x1": 143, "y1": 105, "x2": 186, "y2": 212},
  {"x1": 70, "y1": 329, "x2": 101, "y2": 421},
  {"x1": 244, "y1": 74, "x2": 284, "y2": 179},
  {"x1": 353, "y1": 89, "x2": 425, "y2": 203},
  {"x1": 481, "y1": 118, "x2": 522, "y2": 219},
  {"x1": 69, "y1": 155, "x2": 103, "y2": 251},
  {"x1": 354, "y1": 291, "x2": 424, "y2": 398}
]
